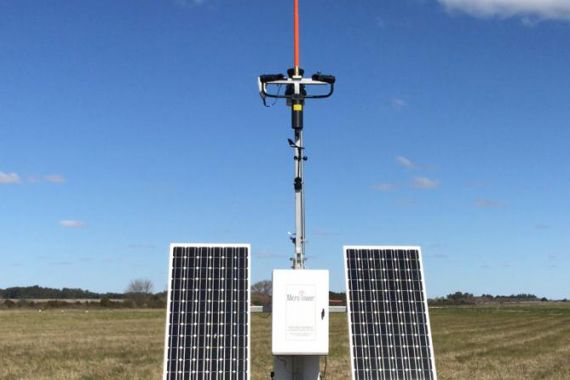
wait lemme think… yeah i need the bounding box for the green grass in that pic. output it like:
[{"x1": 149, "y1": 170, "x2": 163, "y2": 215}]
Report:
[{"x1": 0, "y1": 304, "x2": 569, "y2": 379}]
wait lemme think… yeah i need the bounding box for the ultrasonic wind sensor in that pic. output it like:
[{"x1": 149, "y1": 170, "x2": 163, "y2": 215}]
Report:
[{"x1": 258, "y1": 0, "x2": 336, "y2": 270}]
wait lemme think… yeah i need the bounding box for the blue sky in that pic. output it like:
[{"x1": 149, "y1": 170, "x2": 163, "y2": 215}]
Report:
[{"x1": 1, "y1": 0, "x2": 569, "y2": 299}]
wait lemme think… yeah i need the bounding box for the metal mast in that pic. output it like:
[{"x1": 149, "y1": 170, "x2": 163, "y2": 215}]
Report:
[
  {"x1": 292, "y1": 0, "x2": 305, "y2": 268},
  {"x1": 258, "y1": 0, "x2": 336, "y2": 269}
]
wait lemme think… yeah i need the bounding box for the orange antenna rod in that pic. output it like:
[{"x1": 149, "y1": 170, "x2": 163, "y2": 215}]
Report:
[{"x1": 294, "y1": 0, "x2": 300, "y2": 74}]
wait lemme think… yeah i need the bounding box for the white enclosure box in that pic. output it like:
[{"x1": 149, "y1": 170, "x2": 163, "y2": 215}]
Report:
[{"x1": 272, "y1": 269, "x2": 329, "y2": 355}]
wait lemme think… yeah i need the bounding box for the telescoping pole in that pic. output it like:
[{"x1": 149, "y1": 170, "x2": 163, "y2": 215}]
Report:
[
  {"x1": 292, "y1": 96, "x2": 305, "y2": 269},
  {"x1": 291, "y1": 0, "x2": 305, "y2": 269}
]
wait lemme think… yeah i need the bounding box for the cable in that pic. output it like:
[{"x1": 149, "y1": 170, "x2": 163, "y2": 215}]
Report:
[{"x1": 264, "y1": 84, "x2": 284, "y2": 107}]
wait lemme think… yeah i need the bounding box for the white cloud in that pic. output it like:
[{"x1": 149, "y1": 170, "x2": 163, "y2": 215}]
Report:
[
  {"x1": 396, "y1": 156, "x2": 417, "y2": 169},
  {"x1": 44, "y1": 175, "x2": 66, "y2": 183},
  {"x1": 395, "y1": 197, "x2": 417, "y2": 207},
  {"x1": 373, "y1": 183, "x2": 398, "y2": 191},
  {"x1": 438, "y1": 0, "x2": 570, "y2": 21},
  {"x1": 475, "y1": 198, "x2": 505, "y2": 208},
  {"x1": 0, "y1": 172, "x2": 21, "y2": 184},
  {"x1": 391, "y1": 98, "x2": 408, "y2": 110},
  {"x1": 1, "y1": 173, "x2": 65, "y2": 184},
  {"x1": 59, "y1": 220, "x2": 86, "y2": 228},
  {"x1": 413, "y1": 176, "x2": 440, "y2": 189},
  {"x1": 49, "y1": 261, "x2": 72, "y2": 266},
  {"x1": 173, "y1": 0, "x2": 207, "y2": 7}
]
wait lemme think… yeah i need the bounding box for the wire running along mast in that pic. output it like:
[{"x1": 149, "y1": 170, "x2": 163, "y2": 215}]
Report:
[{"x1": 258, "y1": 0, "x2": 335, "y2": 269}]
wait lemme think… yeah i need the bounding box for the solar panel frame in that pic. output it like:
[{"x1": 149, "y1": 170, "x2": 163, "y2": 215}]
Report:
[
  {"x1": 343, "y1": 246, "x2": 437, "y2": 380},
  {"x1": 163, "y1": 243, "x2": 251, "y2": 380}
]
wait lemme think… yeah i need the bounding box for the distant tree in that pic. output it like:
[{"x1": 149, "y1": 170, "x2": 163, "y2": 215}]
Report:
[
  {"x1": 511, "y1": 293, "x2": 537, "y2": 300},
  {"x1": 146, "y1": 294, "x2": 167, "y2": 308},
  {"x1": 428, "y1": 297, "x2": 448, "y2": 306},
  {"x1": 251, "y1": 280, "x2": 272, "y2": 307},
  {"x1": 100, "y1": 297, "x2": 114, "y2": 308},
  {"x1": 329, "y1": 291, "x2": 346, "y2": 305},
  {"x1": 126, "y1": 279, "x2": 154, "y2": 295},
  {"x1": 251, "y1": 280, "x2": 272, "y2": 296},
  {"x1": 125, "y1": 279, "x2": 154, "y2": 307},
  {"x1": 445, "y1": 291, "x2": 475, "y2": 305}
]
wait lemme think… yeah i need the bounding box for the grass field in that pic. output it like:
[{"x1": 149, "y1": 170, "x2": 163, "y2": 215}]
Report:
[{"x1": 0, "y1": 304, "x2": 569, "y2": 379}]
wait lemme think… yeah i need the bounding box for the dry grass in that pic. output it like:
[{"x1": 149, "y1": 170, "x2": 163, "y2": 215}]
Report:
[
  {"x1": 0, "y1": 304, "x2": 569, "y2": 379},
  {"x1": 430, "y1": 304, "x2": 570, "y2": 380},
  {"x1": 0, "y1": 309, "x2": 164, "y2": 380}
]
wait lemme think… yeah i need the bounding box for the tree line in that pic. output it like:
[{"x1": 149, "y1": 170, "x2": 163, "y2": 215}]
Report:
[
  {"x1": 0, "y1": 279, "x2": 166, "y2": 309},
  {"x1": 1, "y1": 281, "x2": 560, "y2": 309},
  {"x1": 0, "y1": 285, "x2": 124, "y2": 300},
  {"x1": 428, "y1": 291, "x2": 552, "y2": 305}
]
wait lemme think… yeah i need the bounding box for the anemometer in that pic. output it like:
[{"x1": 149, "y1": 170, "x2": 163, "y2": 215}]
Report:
[{"x1": 258, "y1": 0, "x2": 335, "y2": 270}]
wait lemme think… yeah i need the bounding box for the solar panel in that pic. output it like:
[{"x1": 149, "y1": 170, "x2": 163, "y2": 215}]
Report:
[
  {"x1": 344, "y1": 246, "x2": 437, "y2": 380},
  {"x1": 163, "y1": 244, "x2": 251, "y2": 380}
]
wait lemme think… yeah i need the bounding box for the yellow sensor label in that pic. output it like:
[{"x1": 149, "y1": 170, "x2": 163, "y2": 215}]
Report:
[{"x1": 293, "y1": 104, "x2": 303, "y2": 111}]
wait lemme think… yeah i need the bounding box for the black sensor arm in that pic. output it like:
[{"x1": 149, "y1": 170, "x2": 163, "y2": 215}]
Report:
[{"x1": 258, "y1": 73, "x2": 335, "y2": 102}]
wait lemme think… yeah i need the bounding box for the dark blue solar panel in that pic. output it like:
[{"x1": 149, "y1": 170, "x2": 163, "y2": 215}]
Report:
[
  {"x1": 164, "y1": 245, "x2": 250, "y2": 380},
  {"x1": 344, "y1": 247, "x2": 437, "y2": 380}
]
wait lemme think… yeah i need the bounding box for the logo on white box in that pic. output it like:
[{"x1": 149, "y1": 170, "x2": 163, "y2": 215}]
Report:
[{"x1": 285, "y1": 285, "x2": 317, "y2": 340}]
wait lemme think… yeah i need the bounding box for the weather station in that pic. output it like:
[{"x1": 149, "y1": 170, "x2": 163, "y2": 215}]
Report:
[
  {"x1": 257, "y1": 0, "x2": 335, "y2": 378},
  {"x1": 162, "y1": 1, "x2": 437, "y2": 379}
]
